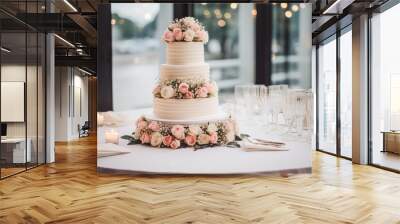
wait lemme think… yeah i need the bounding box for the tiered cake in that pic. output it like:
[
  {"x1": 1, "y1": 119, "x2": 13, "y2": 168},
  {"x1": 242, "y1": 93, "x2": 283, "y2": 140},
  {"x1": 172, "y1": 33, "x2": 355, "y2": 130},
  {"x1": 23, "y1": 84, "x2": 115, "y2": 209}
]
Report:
[{"x1": 131, "y1": 17, "x2": 236, "y2": 149}]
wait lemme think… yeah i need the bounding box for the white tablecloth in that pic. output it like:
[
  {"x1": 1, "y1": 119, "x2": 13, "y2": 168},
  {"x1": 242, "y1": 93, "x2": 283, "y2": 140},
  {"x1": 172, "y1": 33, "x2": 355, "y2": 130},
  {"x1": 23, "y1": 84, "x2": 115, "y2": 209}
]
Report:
[{"x1": 97, "y1": 108, "x2": 312, "y2": 175}]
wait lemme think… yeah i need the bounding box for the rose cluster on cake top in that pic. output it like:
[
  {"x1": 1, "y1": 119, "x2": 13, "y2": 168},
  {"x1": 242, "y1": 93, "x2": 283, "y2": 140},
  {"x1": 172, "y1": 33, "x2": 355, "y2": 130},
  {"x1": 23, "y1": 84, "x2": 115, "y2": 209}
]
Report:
[{"x1": 163, "y1": 17, "x2": 209, "y2": 43}]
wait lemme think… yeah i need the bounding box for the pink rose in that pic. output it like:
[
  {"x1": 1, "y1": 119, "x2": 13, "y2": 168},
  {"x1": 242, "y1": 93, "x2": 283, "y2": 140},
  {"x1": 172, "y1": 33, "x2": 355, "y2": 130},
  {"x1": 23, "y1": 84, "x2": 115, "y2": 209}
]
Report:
[
  {"x1": 152, "y1": 85, "x2": 161, "y2": 95},
  {"x1": 160, "y1": 86, "x2": 175, "y2": 99},
  {"x1": 209, "y1": 132, "x2": 218, "y2": 144},
  {"x1": 168, "y1": 23, "x2": 178, "y2": 30},
  {"x1": 183, "y1": 17, "x2": 195, "y2": 27},
  {"x1": 178, "y1": 82, "x2": 189, "y2": 94},
  {"x1": 162, "y1": 135, "x2": 173, "y2": 146},
  {"x1": 224, "y1": 120, "x2": 234, "y2": 132},
  {"x1": 150, "y1": 132, "x2": 163, "y2": 147},
  {"x1": 172, "y1": 28, "x2": 183, "y2": 41},
  {"x1": 226, "y1": 131, "x2": 235, "y2": 142},
  {"x1": 137, "y1": 120, "x2": 148, "y2": 130},
  {"x1": 203, "y1": 82, "x2": 216, "y2": 95},
  {"x1": 196, "y1": 86, "x2": 208, "y2": 98},
  {"x1": 202, "y1": 31, "x2": 209, "y2": 43},
  {"x1": 191, "y1": 22, "x2": 200, "y2": 32},
  {"x1": 140, "y1": 133, "x2": 150, "y2": 144},
  {"x1": 196, "y1": 30, "x2": 206, "y2": 41},
  {"x1": 136, "y1": 116, "x2": 145, "y2": 125},
  {"x1": 171, "y1": 125, "x2": 185, "y2": 139},
  {"x1": 183, "y1": 30, "x2": 195, "y2": 42},
  {"x1": 184, "y1": 91, "x2": 193, "y2": 99},
  {"x1": 185, "y1": 134, "x2": 197, "y2": 146},
  {"x1": 163, "y1": 30, "x2": 174, "y2": 42},
  {"x1": 170, "y1": 139, "x2": 181, "y2": 149},
  {"x1": 148, "y1": 121, "x2": 160, "y2": 132},
  {"x1": 197, "y1": 133, "x2": 210, "y2": 145}
]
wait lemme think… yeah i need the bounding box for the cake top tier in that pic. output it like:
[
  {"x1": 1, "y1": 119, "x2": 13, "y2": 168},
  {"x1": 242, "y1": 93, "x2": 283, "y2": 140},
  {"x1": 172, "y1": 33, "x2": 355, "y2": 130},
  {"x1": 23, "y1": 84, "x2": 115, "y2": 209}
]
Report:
[{"x1": 162, "y1": 17, "x2": 209, "y2": 44}]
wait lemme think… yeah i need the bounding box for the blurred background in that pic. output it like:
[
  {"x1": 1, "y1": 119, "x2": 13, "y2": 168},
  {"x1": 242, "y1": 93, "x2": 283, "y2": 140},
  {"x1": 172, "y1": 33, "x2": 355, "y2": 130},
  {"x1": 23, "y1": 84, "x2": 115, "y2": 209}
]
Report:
[{"x1": 111, "y1": 3, "x2": 312, "y2": 111}]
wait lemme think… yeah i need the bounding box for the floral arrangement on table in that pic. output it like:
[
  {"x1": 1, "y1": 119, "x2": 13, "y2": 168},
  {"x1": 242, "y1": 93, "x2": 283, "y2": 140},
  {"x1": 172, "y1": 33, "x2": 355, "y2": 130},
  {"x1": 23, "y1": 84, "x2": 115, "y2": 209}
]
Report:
[
  {"x1": 163, "y1": 17, "x2": 209, "y2": 43},
  {"x1": 121, "y1": 116, "x2": 238, "y2": 150},
  {"x1": 153, "y1": 79, "x2": 218, "y2": 99}
]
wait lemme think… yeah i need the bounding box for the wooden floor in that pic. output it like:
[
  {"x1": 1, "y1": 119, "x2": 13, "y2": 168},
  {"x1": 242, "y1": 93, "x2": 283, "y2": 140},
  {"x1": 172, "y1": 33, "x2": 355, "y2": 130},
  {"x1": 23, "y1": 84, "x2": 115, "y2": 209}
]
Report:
[{"x1": 1, "y1": 136, "x2": 400, "y2": 224}]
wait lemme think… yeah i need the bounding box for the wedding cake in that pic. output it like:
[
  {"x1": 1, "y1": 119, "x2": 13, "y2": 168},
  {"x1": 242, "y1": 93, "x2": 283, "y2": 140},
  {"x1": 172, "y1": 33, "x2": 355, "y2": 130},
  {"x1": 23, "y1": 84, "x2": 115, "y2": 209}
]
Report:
[{"x1": 129, "y1": 17, "x2": 236, "y2": 149}]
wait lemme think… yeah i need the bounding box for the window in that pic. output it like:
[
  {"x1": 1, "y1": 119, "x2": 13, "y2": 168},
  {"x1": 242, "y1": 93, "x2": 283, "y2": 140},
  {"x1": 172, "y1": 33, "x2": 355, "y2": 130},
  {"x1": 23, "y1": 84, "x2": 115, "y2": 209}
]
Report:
[
  {"x1": 194, "y1": 3, "x2": 255, "y2": 102},
  {"x1": 111, "y1": 3, "x2": 173, "y2": 111},
  {"x1": 317, "y1": 37, "x2": 337, "y2": 154},
  {"x1": 0, "y1": 1, "x2": 46, "y2": 179},
  {"x1": 271, "y1": 4, "x2": 311, "y2": 88},
  {"x1": 339, "y1": 29, "x2": 352, "y2": 158},
  {"x1": 370, "y1": 4, "x2": 400, "y2": 171}
]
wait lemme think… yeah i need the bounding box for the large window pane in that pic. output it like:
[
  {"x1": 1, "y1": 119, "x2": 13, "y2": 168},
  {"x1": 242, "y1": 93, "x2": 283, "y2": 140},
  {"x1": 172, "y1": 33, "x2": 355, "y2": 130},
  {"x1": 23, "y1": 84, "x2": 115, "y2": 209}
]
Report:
[
  {"x1": 1, "y1": 30, "x2": 28, "y2": 177},
  {"x1": 318, "y1": 37, "x2": 337, "y2": 154},
  {"x1": 194, "y1": 3, "x2": 255, "y2": 102},
  {"x1": 371, "y1": 4, "x2": 400, "y2": 171},
  {"x1": 27, "y1": 30, "x2": 38, "y2": 169},
  {"x1": 271, "y1": 4, "x2": 312, "y2": 88},
  {"x1": 38, "y1": 33, "x2": 46, "y2": 165},
  {"x1": 112, "y1": 3, "x2": 173, "y2": 111},
  {"x1": 340, "y1": 29, "x2": 352, "y2": 158}
]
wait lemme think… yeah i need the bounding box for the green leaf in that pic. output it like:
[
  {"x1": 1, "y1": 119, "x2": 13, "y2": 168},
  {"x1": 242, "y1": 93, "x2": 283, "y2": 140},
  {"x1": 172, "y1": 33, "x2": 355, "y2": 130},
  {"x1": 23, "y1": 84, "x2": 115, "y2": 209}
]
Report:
[
  {"x1": 238, "y1": 133, "x2": 250, "y2": 140},
  {"x1": 121, "y1": 135, "x2": 135, "y2": 141},
  {"x1": 227, "y1": 142, "x2": 241, "y2": 148},
  {"x1": 194, "y1": 144, "x2": 209, "y2": 151},
  {"x1": 127, "y1": 139, "x2": 141, "y2": 145}
]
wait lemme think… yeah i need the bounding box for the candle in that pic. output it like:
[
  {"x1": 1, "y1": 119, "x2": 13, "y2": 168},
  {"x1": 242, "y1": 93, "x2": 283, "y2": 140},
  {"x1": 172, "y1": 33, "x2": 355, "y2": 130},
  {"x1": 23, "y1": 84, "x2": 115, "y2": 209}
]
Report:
[
  {"x1": 97, "y1": 113, "x2": 104, "y2": 126},
  {"x1": 105, "y1": 129, "x2": 119, "y2": 144}
]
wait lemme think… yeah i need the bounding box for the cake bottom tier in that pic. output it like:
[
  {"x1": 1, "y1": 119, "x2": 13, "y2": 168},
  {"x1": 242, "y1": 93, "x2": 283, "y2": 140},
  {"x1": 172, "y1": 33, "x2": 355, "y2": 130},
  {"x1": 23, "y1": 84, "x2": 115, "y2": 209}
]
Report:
[
  {"x1": 153, "y1": 97, "x2": 219, "y2": 120},
  {"x1": 130, "y1": 114, "x2": 237, "y2": 149}
]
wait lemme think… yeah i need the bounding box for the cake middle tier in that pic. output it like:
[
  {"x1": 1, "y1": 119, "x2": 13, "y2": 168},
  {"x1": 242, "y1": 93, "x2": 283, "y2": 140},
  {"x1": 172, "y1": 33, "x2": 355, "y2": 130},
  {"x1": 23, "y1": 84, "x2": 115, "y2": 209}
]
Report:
[
  {"x1": 160, "y1": 63, "x2": 209, "y2": 81},
  {"x1": 153, "y1": 97, "x2": 219, "y2": 120}
]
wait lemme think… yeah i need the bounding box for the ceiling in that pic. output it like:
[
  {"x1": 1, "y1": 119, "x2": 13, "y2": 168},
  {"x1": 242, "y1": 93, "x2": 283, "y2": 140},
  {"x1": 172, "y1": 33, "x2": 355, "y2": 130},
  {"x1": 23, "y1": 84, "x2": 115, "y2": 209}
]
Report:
[{"x1": 1, "y1": 0, "x2": 395, "y2": 73}]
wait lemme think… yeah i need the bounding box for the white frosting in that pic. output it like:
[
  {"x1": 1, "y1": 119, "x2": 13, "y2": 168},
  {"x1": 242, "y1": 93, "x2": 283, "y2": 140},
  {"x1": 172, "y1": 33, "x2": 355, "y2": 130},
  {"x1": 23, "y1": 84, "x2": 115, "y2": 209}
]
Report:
[
  {"x1": 160, "y1": 64, "x2": 209, "y2": 81},
  {"x1": 166, "y1": 42, "x2": 204, "y2": 65},
  {"x1": 146, "y1": 110, "x2": 229, "y2": 124},
  {"x1": 153, "y1": 97, "x2": 219, "y2": 120}
]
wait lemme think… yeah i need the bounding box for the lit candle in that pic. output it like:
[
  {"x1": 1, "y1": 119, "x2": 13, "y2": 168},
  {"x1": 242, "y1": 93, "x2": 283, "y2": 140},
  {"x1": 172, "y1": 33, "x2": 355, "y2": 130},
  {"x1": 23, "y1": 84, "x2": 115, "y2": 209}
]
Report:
[
  {"x1": 105, "y1": 129, "x2": 119, "y2": 144},
  {"x1": 97, "y1": 113, "x2": 104, "y2": 126}
]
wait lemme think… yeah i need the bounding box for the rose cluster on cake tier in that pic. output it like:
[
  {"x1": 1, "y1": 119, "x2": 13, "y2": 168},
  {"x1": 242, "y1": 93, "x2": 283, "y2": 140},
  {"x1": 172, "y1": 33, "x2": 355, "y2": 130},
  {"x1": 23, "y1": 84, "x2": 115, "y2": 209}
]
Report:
[{"x1": 128, "y1": 17, "x2": 237, "y2": 149}]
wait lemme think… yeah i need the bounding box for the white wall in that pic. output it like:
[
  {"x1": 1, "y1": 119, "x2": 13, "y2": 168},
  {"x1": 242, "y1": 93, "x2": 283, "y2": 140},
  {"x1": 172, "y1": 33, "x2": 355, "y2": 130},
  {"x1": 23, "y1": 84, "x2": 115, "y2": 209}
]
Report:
[
  {"x1": 55, "y1": 67, "x2": 89, "y2": 141},
  {"x1": 1, "y1": 65, "x2": 36, "y2": 138}
]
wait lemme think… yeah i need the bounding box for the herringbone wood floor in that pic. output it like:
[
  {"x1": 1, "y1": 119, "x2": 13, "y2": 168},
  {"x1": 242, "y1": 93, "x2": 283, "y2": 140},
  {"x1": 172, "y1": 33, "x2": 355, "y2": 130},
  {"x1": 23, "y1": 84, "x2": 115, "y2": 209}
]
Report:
[{"x1": 1, "y1": 135, "x2": 400, "y2": 224}]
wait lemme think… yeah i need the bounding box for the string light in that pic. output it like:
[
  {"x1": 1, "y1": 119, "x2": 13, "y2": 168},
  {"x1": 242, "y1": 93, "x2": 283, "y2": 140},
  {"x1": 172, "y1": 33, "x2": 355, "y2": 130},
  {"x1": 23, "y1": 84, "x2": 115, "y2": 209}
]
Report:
[
  {"x1": 300, "y1": 3, "x2": 306, "y2": 9},
  {"x1": 230, "y1": 3, "x2": 238, "y2": 9},
  {"x1": 285, "y1": 11, "x2": 293, "y2": 18},
  {"x1": 280, "y1": 3, "x2": 288, "y2": 9},
  {"x1": 214, "y1": 9, "x2": 222, "y2": 19},
  {"x1": 224, "y1": 12, "x2": 231, "y2": 19},
  {"x1": 292, "y1": 5, "x2": 299, "y2": 12},
  {"x1": 252, "y1": 9, "x2": 257, "y2": 16},
  {"x1": 203, "y1": 10, "x2": 210, "y2": 17},
  {"x1": 217, "y1": 19, "x2": 226, "y2": 27},
  {"x1": 111, "y1": 19, "x2": 116, "y2": 25}
]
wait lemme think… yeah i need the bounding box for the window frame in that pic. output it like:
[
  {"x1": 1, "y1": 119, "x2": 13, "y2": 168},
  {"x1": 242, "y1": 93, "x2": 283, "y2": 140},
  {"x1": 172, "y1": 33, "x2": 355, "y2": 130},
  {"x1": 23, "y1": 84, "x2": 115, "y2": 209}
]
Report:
[{"x1": 314, "y1": 24, "x2": 352, "y2": 160}]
